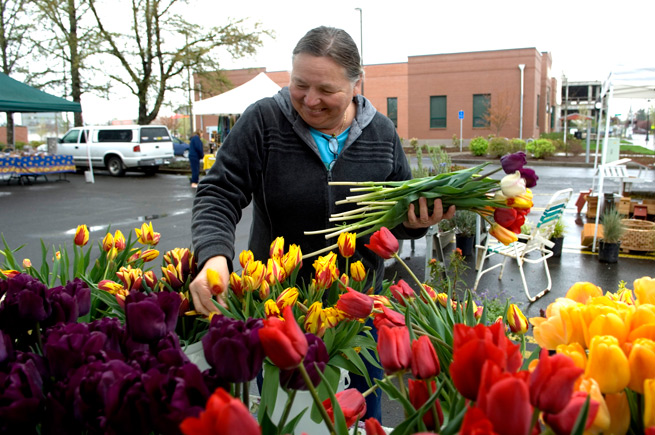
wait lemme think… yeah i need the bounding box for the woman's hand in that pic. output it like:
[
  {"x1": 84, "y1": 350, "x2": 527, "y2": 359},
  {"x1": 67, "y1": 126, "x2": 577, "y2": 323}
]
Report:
[
  {"x1": 403, "y1": 197, "x2": 456, "y2": 229},
  {"x1": 189, "y1": 255, "x2": 230, "y2": 316}
]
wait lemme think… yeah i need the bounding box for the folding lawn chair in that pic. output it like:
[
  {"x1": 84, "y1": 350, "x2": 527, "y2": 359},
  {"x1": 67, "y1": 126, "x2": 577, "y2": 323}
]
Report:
[{"x1": 473, "y1": 188, "x2": 573, "y2": 302}]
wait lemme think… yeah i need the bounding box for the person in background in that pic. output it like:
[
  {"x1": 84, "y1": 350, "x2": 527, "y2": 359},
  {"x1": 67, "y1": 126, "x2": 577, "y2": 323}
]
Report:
[
  {"x1": 189, "y1": 130, "x2": 204, "y2": 188},
  {"x1": 190, "y1": 26, "x2": 454, "y2": 421}
]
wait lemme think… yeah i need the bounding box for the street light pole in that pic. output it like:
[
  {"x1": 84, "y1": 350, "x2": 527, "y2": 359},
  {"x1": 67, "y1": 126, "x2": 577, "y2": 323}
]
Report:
[{"x1": 355, "y1": 7, "x2": 363, "y2": 96}]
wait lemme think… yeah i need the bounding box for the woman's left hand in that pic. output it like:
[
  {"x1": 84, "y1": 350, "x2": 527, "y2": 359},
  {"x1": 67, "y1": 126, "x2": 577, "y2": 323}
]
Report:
[{"x1": 403, "y1": 197, "x2": 456, "y2": 229}]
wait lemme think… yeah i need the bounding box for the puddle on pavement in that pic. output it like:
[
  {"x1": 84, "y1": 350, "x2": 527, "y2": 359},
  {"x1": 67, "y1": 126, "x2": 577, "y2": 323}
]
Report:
[{"x1": 136, "y1": 214, "x2": 169, "y2": 221}]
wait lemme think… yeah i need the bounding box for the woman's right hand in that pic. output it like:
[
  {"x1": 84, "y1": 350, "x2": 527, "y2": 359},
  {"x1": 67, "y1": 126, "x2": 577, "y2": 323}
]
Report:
[{"x1": 189, "y1": 255, "x2": 230, "y2": 316}]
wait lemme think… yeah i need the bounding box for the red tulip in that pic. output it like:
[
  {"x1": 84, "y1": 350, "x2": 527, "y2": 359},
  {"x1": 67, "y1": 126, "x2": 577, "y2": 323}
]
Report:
[
  {"x1": 411, "y1": 335, "x2": 441, "y2": 379},
  {"x1": 460, "y1": 406, "x2": 498, "y2": 435},
  {"x1": 322, "y1": 388, "x2": 367, "y2": 428},
  {"x1": 543, "y1": 392, "x2": 599, "y2": 435},
  {"x1": 389, "y1": 279, "x2": 415, "y2": 306},
  {"x1": 258, "y1": 306, "x2": 308, "y2": 370},
  {"x1": 364, "y1": 417, "x2": 386, "y2": 435},
  {"x1": 372, "y1": 305, "x2": 406, "y2": 330},
  {"x1": 408, "y1": 379, "x2": 443, "y2": 430},
  {"x1": 180, "y1": 387, "x2": 261, "y2": 435},
  {"x1": 365, "y1": 227, "x2": 399, "y2": 259},
  {"x1": 493, "y1": 207, "x2": 526, "y2": 234},
  {"x1": 530, "y1": 348, "x2": 584, "y2": 414},
  {"x1": 377, "y1": 325, "x2": 411, "y2": 374},
  {"x1": 336, "y1": 287, "x2": 373, "y2": 319},
  {"x1": 450, "y1": 323, "x2": 522, "y2": 401}
]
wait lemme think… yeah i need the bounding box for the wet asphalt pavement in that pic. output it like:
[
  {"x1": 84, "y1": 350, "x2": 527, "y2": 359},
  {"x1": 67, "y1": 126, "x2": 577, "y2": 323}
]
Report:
[{"x1": 1, "y1": 160, "x2": 654, "y2": 427}]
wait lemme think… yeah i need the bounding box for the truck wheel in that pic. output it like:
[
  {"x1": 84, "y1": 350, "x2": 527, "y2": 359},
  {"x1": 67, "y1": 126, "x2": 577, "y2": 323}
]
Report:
[{"x1": 107, "y1": 156, "x2": 126, "y2": 177}]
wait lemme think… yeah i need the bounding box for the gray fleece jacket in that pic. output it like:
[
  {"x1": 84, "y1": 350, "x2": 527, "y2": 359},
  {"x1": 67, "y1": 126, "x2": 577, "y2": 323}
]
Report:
[{"x1": 191, "y1": 87, "x2": 424, "y2": 287}]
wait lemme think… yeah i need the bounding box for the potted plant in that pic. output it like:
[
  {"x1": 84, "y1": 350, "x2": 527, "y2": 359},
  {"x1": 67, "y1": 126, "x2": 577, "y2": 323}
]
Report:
[
  {"x1": 598, "y1": 207, "x2": 626, "y2": 263},
  {"x1": 549, "y1": 218, "x2": 566, "y2": 258},
  {"x1": 452, "y1": 210, "x2": 477, "y2": 257}
]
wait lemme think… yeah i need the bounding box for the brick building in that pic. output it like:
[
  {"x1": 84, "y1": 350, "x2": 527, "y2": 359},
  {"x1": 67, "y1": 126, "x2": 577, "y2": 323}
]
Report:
[{"x1": 195, "y1": 47, "x2": 557, "y2": 144}]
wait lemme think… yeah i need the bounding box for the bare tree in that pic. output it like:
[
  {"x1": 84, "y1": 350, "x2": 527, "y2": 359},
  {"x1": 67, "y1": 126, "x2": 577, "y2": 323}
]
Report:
[
  {"x1": 87, "y1": 0, "x2": 270, "y2": 125},
  {"x1": 29, "y1": 0, "x2": 108, "y2": 127},
  {"x1": 483, "y1": 91, "x2": 514, "y2": 137},
  {"x1": 0, "y1": 0, "x2": 33, "y2": 145}
]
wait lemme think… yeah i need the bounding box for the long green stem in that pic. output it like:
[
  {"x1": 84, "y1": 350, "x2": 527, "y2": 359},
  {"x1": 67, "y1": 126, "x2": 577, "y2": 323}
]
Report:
[
  {"x1": 426, "y1": 379, "x2": 440, "y2": 429},
  {"x1": 242, "y1": 381, "x2": 250, "y2": 411},
  {"x1": 528, "y1": 408, "x2": 540, "y2": 435},
  {"x1": 277, "y1": 388, "x2": 296, "y2": 434},
  {"x1": 396, "y1": 371, "x2": 409, "y2": 419},
  {"x1": 297, "y1": 363, "x2": 336, "y2": 434},
  {"x1": 392, "y1": 252, "x2": 425, "y2": 293}
]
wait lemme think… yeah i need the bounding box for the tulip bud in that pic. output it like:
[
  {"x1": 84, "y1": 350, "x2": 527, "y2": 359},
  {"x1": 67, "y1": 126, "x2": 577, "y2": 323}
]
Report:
[
  {"x1": 507, "y1": 304, "x2": 529, "y2": 334},
  {"x1": 264, "y1": 299, "x2": 280, "y2": 318},
  {"x1": 22, "y1": 258, "x2": 31, "y2": 268},
  {"x1": 276, "y1": 287, "x2": 299, "y2": 310},
  {"x1": 135, "y1": 221, "x2": 160, "y2": 246},
  {"x1": 350, "y1": 260, "x2": 366, "y2": 282},
  {"x1": 269, "y1": 236, "x2": 285, "y2": 260},
  {"x1": 98, "y1": 279, "x2": 124, "y2": 294},
  {"x1": 500, "y1": 171, "x2": 527, "y2": 197},
  {"x1": 113, "y1": 230, "x2": 126, "y2": 251},
  {"x1": 102, "y1": 232, "x2": 114, "y2": 252},
  {"x1": 365, "y1": 227, "x2": 399, "y2": 259},
  {"x1": 627, "y1": 338, "x2": 655, "y2": 394},
  {"x1": 74, "y1": 224, "x2": 89, "y2": 247},
  {"x1": 411, "y1": 335, "x2": 441, "y2": 379},
  {"x1": 377, "y1": 325, "x2": 411, "y2": 374},
  {"x1": 239, "y1": 249, "x2": 254, "y2": 269},
  {"x1": 229, "y1": 272, "x2": 245, "y2": 299},
  {"x1": 336, "y1": 287, "x2": 373, "y2": 319},
  {"x1": 585, "y1": 335, "x2": 630, "y2": 394},
  {"x1": 139, "y1": 249, "x2": 159, "y2": 263},
  {"x1": 490, "y1": 223, "x2": 518, "y2": 245},
  {"x1": 337, "y1": 232, "x2": 356, "y2": 258},
  {"x1": 304, "y1": 302, "x2": 326, "y2": 337},
  {"x1": 281, "y1": 244, "x2": 302, "y2": 276},
  {"x1": 259, "y1": 280, "x2": 270, "y2": 299},
  {"x1": 206, "y1": 268, "x2": 225, "y2": 296},
  {"x1": 143, "y1": 270, "x2": 158, "y2": 290}
]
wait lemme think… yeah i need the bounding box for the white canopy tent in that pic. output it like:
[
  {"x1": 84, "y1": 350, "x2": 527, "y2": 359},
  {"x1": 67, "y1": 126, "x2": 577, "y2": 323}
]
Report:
[
  {"x1": 591, "y1": 65, "x2": 655, "y2": 250},
  {"x1": 193, "y1": 72, "x2": 282, "y2": 116}
]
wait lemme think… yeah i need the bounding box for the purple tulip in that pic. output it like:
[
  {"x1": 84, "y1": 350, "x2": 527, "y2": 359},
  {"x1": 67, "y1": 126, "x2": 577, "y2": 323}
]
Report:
[
  {"x1": 202, "y1": 316, "x2": 265, "y2": 383},
  {"x1": 44, "y1": 323, "x2": 110, "y2": 378},
  {"x1": 279, "y1": 333, "x2": 329, "y2": 390},
  {"x1": 43, "y1": 278, "x2": 91, "y2": 327},
  {"x1": 500, "y1": 151, "x2": 527, "y2": 174},
  {"x1": 0, "y1": 358, "x2": 44, "y2": 432},
  {"x1": 0, "y1": 273, "x2": 51, "y2": 337},
  {"x1": 0, "y1": 331, "x2": 14, "y2": 365},
  {"x1": 88, "y1": 317, "x2": 126, "y2": 359},
  {"x1": 125, "y1": 291, "x2": 181, "y2": 343},
  {"x1": 519, "y1": 167, "x2": 539, "y2": 188}
]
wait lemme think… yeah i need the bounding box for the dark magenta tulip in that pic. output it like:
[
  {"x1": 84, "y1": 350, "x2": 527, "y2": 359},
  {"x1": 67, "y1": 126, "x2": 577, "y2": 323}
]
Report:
[
  {"x1": 365, "y1": 227, "x2": 399, "y2": 259},
  {"x1": 125, "y1": 291, "x2": 181, "y2": 343},
  {"x1": 519, "y1": 167, "x2": 539, "y2": 188},
  {"x1": 279, "y1": 333, "x2": 328, "y2": 390},
  {"x1": 0, "y1": 273, "x2": 51, "y2": 336},
  {"x1": 0, "y1": 358, "x2": 45, "y2": 432},
  {"x1": 500, "y1": 151, "x2": 526, "y2": 173},
  {"x1": 43, "y1": 278, "x2": 91, "y2": 327},
  {"x1": 202, "y1": 316, "x2": 265, "y2": 383}
]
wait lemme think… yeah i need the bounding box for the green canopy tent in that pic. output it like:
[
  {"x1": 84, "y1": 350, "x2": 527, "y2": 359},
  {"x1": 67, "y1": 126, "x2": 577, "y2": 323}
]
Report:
[
  {"x1": 0, "y1": 72, "x2": 81, "y2": 112},
  {"x1": 1, "y1": 72, "x2": 81, "y2": 148}
]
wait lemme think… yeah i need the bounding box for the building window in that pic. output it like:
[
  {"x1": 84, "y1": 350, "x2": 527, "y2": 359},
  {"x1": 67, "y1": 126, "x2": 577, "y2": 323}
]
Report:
[
  {"x1": 473, "y1": 94, "x2": 490, "y2": 128},
  {"x1": 387, "y1": 97, "x2": 398, "y2": 127},
  {"x1": 536, "y1": 95, "x2": 541, "y2": 127},
  {"x1": 430, "y1": 96, "x2": 447, "y2": 128}
]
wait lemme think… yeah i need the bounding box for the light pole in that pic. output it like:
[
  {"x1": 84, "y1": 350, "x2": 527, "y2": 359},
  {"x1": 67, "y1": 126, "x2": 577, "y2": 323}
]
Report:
[{"x1": 355, "y1": 7, "x2": 363, "y2": 96}]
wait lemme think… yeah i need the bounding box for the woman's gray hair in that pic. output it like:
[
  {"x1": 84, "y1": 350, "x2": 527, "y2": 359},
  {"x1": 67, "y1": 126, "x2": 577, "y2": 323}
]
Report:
[{"x1": 292, "y1": 26, "x2": 363, "y2": 84}]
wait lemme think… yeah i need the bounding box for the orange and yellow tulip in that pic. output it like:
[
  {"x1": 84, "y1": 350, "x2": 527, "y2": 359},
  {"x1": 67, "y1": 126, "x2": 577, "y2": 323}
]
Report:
[
  {"x1": 337, "y1": 232, "x2": 356, "y2": 258},
  {"x1": 627, "y1": 338, "x2": 655, "y2": 394},
  {"x1": 507, "y1": 304, "x2": 529, "y2": 334},
  {"x1": 556, "y1": 342, "x2": 587, "y2": 370},
  {"x1": 269, "y1": 236, "x2": 284, "y2": 260},
  {"x1": 113, "y1": 230, "x2": 126, "y2": 251},
  {"x1": 304, "y1": 301, "x2": 326, "y2": 337},
  {"x1": 565, "y1": 281, "x2": 603, "y2": 304},
  {"x1": 74, "y1": 224, "x2": 89, "y2": 247},
  {"x1": 634, "y1": 276, "x2": 655, "y2": 305},
  {"x1": 281, "y1": 244, "x2": 302, "y2": 276},
  {"x1": 135, "y1": 221, "x2": 160, "y2": 245},
  {"x1": 139, "y1": 249, "x2": 159, "y2": 263},
  {"x1": 605, "y1": 391, "x2": 631, "y2": 435},
  {"x1": 239, "y1": 250, "x2": 254, "y2": 269},
  {"x1": 644, "y1": 379, "x2": 655, "y2": 428},
  {"x1": 276, "y1": 287, "x2": 299, "y2": 310},
  {"x1": 102, "y1": 232, "x2": 114, "y2": 252},
  {"x1": 350, "y1": 260, "x2": 366, "y2": 282},
  {"x1": 489, "y1": 223, "x2": 518, "y2": 245},
  {"x1": 264, "y1": 299, "x2": 280, "y2": 318}
]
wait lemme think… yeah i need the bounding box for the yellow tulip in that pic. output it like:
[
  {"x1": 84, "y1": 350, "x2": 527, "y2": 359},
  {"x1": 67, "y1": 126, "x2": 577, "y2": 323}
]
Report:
[
  {"x1": 281, "y1": 244, "x2": 302, "y2": 276},
  {"x1": 304, "y1": 302, "x2": 326, "y2": 337},
  {"x1": 74, "y1": 224, "x2": 89, "y2": 247},
  {"x1": 245, "y1": 260, "x2": 266, "y2": 290},
  {"x1": 258, "y1": 280, "x2": 270, "y2": 299},
  {"x1": 576, "y1": 377, "x2": 610, "y2": 434},
  {"x1": 102, "y1": 232, "x2": 114, "y2": 252},
  {"x1": 22, "y1": 258, "x2": 32, "y2": 268},
  {"x1": 585, "y1": 335, "x2": 630, "y2": 394},
  {"x1": 506, "y1": 190, "x2": 534, "y2": 209},
  {"x1": 644, "y1": 379, "x2": 655, "y2": 428},
  {"x1": 350, "y1": 260, "x2": 366, "y2": 282},
  {"x1": 97, "y1": 279, "x2": 124, "y2": 294},
  {"x1": 556, "y1": 342, "x2": 587, "y2": 370},
  {"x1": 587, "y1": 312, "x2": 628, "y2": 347},
  {"x1": 337, "y1": 232, "x2": 356, "y2": 258},
  {"x1": 627, "y1": 305, "x2": 655, "y2": 342},
  {"x1": 113, "y1": 230, "x2": 126, "y2": 251},
  {"x1": 634, "y1": 276, "x2": 655, "y2": 305},
  {"x1": 323, "y1": 306, "x2": 345, "y2": 328},
  {"x1": 265, "y1": 258, "x2": 286, "y2": 285},
  {"x1": 229, "y1": 272, "x2": 245, "y2": 298},
  {"x1": 565, "y1": 281, "x2": 603, "y2": 304},
  {"x1": 135, "y1": 221, "x2": 160, "y2": 245},
  {"x1": 559, "y1": 304, "x2": 588, "y2": 347},
  {"x1": 489, "y1": 223, "x2": 518, "y2": 245},
  {"x1": 269, "y1": 236, "x2": 285, "y2": 260},
  {"x1": 206, "y1": 268, "x2": 224, "y2": 296},
  {"x1": 264, "y1": 299, "x2": 280, "y2": 318},
  {"x1": 604, "y1": 391, "x2": 630, "y2": 435},
  {"x1": 238, "y1": 250, "x2": 253, "y2": 269},
  {"x1": 276, "y1": 287, "x2": 299, "y2": 310},
  {"x1": 139, "y1": 249, "x2": 159, "y2": 263},
  {"x1": 507, "y1": 304, "x2": 529, "y2": 334},
  {"x1": 627, "y1": 338, "x2": 655, "y2": 394}
]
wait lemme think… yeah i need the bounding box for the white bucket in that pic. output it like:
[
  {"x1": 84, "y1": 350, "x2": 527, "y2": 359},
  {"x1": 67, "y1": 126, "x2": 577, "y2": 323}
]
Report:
[{"x1": 84, "y1": 170, "x2": 94, "y2": 183}]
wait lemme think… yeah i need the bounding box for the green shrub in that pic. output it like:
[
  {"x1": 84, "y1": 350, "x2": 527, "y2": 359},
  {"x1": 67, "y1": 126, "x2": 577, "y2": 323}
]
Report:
[
  {"x1": 469, "y1": 136, "x2": 488, "y2": 156},
  {"x1": 509, "y1": 138, "x2": 526, "y2": 152},
  {"x1": 526, "y1": 138, "x2": 556, "y2": 159},
  {"x1": 452, "y1": 134, "x2": 460, "y2": 148},
  {"x1": 488, "y1": 137, "x2": 509, "y2": 158}
]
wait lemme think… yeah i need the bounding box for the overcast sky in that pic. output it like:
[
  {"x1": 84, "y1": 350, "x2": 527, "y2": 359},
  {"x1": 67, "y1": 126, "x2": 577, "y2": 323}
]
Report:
[{"x1": 81, "y1": 0, "x2": 654, "y2": 124}]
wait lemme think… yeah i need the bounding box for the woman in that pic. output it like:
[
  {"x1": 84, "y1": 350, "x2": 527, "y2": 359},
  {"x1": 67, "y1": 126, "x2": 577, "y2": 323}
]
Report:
[
  {"x1": 188, "y1": 130, "x2": 204, "y2": 188},
  {"x1": 190, "y1": 26, "x2": 454, "y2": 420}
]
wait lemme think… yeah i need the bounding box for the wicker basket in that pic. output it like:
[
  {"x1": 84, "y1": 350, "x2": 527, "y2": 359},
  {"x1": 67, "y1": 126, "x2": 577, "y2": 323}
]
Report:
[{"x1": 620, "y1": 219, "x2": 655, "y2": 252}]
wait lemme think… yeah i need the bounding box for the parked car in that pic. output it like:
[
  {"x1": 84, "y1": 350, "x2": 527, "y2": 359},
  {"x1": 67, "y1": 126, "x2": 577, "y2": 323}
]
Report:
[
  {"x1": 57, "y1": 125, "x2": 174, "y2": 176},
  {"x1": 172, "y1": 136, "x2": 190, "y2": 158}
]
